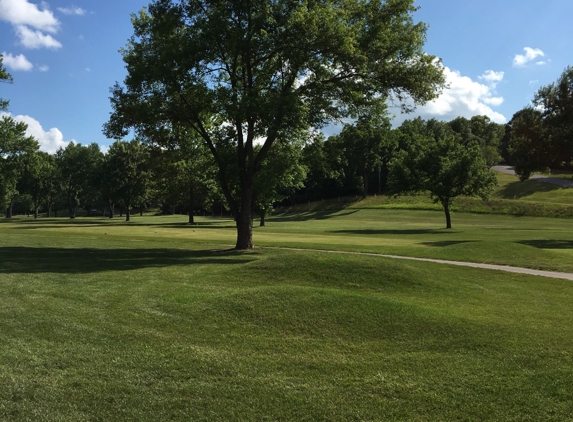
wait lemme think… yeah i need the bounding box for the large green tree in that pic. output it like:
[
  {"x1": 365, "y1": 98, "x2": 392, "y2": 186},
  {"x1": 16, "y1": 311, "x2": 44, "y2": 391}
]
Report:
[
  {"x1": 389, "y1": 119, "x2": 497, "y2": 228},
  {"x1": 106, "y1": 0, "x2": 445, "y2": 249},
  {"x1": 533, "y1": 66, "x2": 573, "y2": 166},
  {"x1": 506, "y1": 108, "x2": 550, "y2": 181}
]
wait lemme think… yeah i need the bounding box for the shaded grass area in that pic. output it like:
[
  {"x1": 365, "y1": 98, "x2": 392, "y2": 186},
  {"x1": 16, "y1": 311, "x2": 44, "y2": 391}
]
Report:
[
  {"x1": 4, "y1": 208, "x2": 573, "y2": 273},
  {"x1": 1, "y1": 226, "x2": 573, "y2": 420},
  {"x1": 0, "y1": 247, "x2": 250, "y2": 273}
]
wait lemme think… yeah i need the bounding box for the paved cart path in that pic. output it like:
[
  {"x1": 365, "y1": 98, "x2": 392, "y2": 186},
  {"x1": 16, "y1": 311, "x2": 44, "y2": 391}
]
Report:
[
  {"x1": 492, "y1": 165, "x2": 573, "y2": 188},
  {"x1": 266, "y1": 246, "x2": 573, "y2": 281}
]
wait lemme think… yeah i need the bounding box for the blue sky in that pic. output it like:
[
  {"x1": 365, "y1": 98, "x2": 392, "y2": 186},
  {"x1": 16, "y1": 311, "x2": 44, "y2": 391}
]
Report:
[{"x1": 1, "y1": 0, "x2": 572, "y2": 153}]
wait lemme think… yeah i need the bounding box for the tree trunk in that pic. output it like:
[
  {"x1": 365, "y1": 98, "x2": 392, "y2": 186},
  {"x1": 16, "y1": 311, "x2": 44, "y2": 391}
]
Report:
[
  {"x1": 6, "y1": 201, "x2": 13, "y2": 218},
  {"x1": 46, "y1": 201, "x2": 52, "y2": 217},
  {"x1": 126, "y1": 204, "x2": 131, "y2": 222},
  {"x1": 362, "y1": 170, "x2": 369, "y2": 198},
  {"x1": 68, "y1": 197, "x2": 75, "y2": 219},
  {"x1": 188, "y1": 185, "x2": 194, "y2": 224},
  {"x1": 109, "y1": 202, "x2": 114, "y2": 219},
  {"x1": 140, "y1": 206, "x2": 143, "y2": 217},
  {"x1": 235, "y1": 185, "x2": 255, "y2": 249},
  {"x1": 442, "y1": 198, "x2": 452, "y2": 229},
  {"x1": 34, "y1": 207, "x2": 39, "y2": 219},
  {"x1": 119, "y1": 207, "x2": 123, "y2": 217},
  {"x1": 260, "y1": 209, "x2": 266, "y2": 227}
]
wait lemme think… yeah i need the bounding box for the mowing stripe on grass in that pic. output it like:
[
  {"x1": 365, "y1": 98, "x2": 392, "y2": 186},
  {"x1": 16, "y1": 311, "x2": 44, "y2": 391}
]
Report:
[{"x1": 266, "y1": 246, "x2": 573, "y2": 281}]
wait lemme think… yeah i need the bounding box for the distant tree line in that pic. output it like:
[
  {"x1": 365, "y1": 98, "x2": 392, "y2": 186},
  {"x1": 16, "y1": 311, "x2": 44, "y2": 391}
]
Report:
[
  {"x1": 2, "y1": 109, "x2": 500, "y2": 229},
  {"x1": 503, "y1": 66, "x2": 573, "y2": 180}
]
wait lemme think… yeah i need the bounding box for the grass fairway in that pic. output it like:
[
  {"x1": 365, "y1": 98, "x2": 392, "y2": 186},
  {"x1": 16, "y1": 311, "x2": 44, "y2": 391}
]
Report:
[{"x1": 1, "y1": 213, "x2": 573, "y2": 420}]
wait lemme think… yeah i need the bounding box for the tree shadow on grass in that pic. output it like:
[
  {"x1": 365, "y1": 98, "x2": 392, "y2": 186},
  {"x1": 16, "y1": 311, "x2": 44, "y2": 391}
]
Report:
[
  {"x1": 496, "y1": 179, "x2": 561, "y2": 199},
  {"x1": 330, "y1": 229, "x2": 457, "y2": 235},
  {"x1": 419, "y1": 240, "x2": 476, "y2": 247},
  {"x1": 3, "y1": 217, "x2": 237, "y2": 230},
  {"x1": 0, "y1": 247, "x2": 253, "y2": 274},
  {"x1": 518, "y1": 240, "x2": 573, "y2": 250},
  {"x1": 269, "y1": 209, "x2": 359, "y2": 222},
  {"x1": 12, "y1": 222, "x2": 238, "y2": 231}
]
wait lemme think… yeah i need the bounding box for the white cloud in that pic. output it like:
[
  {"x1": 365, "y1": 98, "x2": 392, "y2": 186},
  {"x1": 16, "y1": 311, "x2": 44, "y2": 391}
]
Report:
[
  {"x1": 0, "y1": 0, "x2": 59, "y2": 32},
  {"x1": 513, "y1": 47, "x2": 545, "y2": 68},
  {"x1": 57, "y1": 5, "x2": 85, "y2": 15},
  {"x1": 479, "y1": 70, "x2": 504, "y2": 87},
  {"x1": 1, "y1": 51, "x2": 33, "y2": 71},
  {"x1": 1, "y1": 112, "x2": 71, "y2": 153},
  {"x1": 16, "y1": 25, "x2": 62, "y2": 49},
  {"x1": 38, "y1": 64, "x2": 49, "y2": 71},
  {"x1": 0, "y1": 0, "x2": 62, "y2": 50},
  {"x1": 390, "y1": 66, "x2": 506, "y2": 125}
]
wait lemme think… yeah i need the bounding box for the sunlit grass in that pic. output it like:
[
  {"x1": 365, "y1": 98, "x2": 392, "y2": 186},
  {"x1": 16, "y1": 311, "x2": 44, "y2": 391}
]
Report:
[
  {"x1": 1, "y1": 217, "x2": 573, "y2": 420},
  {"x1": 2, "y1": 201, "x2": 573, "y2": 420}
]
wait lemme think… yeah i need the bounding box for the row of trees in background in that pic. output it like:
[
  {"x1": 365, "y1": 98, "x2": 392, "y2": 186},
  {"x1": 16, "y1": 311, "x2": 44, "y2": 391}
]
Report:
[
  {"x1": 302, "y1": 113, "x2": 499, "y2": 228},
  {"x1": 2, "y1": 110, "x2": 499, "y2": 230},
  {"x1": 8, "y1": 68, "x2": 571, "y2": 231},
  {"x1": 0, "y1": 137, "x2": 219, "y2": 223}
]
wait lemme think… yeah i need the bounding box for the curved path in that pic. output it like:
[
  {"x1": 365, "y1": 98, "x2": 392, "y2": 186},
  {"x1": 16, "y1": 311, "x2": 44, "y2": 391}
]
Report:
[
  {"x1": 492, "y1": 165, "x2": 573, "y2": 188},
  {"x1": 267, "y1": 247, "x2": 573, "y2": 281}
]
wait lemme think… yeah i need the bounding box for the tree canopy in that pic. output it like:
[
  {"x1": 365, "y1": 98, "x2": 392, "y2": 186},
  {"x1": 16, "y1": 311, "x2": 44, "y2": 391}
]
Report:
[
  {"x1": 389, "y1": 119, "x2": 497, "y2": 228},
  {"x1": 55, "y1": 143, "x2": 103, "y2": 219},
  {"x1": 105, "y1": 0, "x2": 445, "y2": 249},
  {"x1": 506, "y1": 66, "x2": 573, "y2": 179}
]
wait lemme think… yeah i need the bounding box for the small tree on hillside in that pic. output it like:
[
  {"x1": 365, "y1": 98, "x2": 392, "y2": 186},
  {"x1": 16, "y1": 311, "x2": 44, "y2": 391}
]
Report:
[{"x1": 389, "y1": 119, "x2": 497, "y2": 228}]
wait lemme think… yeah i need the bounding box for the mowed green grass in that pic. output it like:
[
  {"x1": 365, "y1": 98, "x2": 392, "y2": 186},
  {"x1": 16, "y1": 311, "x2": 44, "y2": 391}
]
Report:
[
  {"x1": 1, "y1": 211, "x2": 573, "y2": 421},
  {"x1": 290, "y1": 172, "x2": 573, "y2": 219}
]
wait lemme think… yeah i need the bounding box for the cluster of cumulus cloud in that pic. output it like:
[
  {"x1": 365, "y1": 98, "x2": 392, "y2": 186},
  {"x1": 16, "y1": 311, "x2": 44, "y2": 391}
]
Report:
[
  {"x1": 1, "y1": 111, "x2": 71, "y2": 154},
  {"x1": 0, "y1": 0, "x2": 85, "y2": 71},
  {"x1": 0, "y1": 0, "x2": 84, "y2": 50},
  {"x1": 0, "y1": 0, "x2": 85, "y2": 153},
  {"x1": 389, "y1": 66, "x2": 507, "y2": 127}
]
